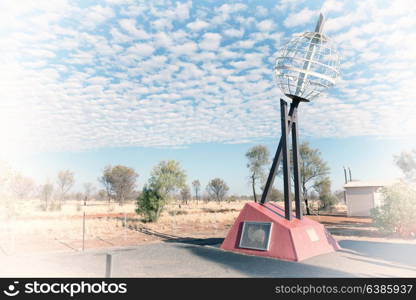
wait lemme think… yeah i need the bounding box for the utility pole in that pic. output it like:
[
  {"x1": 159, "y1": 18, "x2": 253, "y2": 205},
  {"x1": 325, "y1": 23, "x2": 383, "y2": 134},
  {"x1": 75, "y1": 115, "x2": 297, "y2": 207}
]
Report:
[
  {"x1": 343, "y1": 166, "x2": 347, "y2": 204},
  {"x1": 343, "y1": 166, "x2": 348, "y2": 183}
]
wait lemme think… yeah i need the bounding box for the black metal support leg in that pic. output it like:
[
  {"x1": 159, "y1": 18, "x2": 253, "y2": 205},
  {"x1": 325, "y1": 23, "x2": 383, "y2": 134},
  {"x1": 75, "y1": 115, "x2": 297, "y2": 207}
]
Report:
[
  {"x1": 291, "y1": 109, "x2": 303, "y2": 219},
  {"x1": 280, "y1": 99, "x2": 292, "y2": 221},
  {"x1": 260, "y1": 99, "x2": 300, "y2": 204}
]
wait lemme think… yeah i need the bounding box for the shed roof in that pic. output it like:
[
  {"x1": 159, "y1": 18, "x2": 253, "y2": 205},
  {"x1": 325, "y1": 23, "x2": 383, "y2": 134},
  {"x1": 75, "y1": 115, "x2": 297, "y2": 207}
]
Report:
[{"x1": 344, "y1": 180, "x2": 393, "y2": 188}]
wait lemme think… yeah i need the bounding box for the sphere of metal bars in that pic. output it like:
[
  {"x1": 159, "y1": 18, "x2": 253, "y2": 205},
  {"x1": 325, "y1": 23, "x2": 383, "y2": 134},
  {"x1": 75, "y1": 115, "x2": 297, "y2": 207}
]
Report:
[{"x1": 274, "y1": 32, "x2": 340, "y2": 102}]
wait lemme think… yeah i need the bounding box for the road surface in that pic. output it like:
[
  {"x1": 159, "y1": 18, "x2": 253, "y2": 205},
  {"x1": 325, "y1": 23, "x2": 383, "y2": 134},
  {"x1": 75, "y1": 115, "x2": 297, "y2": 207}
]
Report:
[{"x1": 1, "y1": 239, "x2": 415, "y2": 277}]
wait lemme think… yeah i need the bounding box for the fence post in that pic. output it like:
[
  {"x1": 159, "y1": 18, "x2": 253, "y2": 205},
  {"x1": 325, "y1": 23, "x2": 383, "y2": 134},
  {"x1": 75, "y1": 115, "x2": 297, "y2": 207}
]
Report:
[
  {"x1": 123, "y1": 212, "x2": 127, "y2": 240},
  {"x1": 105, "y1": 253, "x2": 113, "y2": 278},
  {"x1": 82, "y1": 211, "x2": 86, "y2": 251}
]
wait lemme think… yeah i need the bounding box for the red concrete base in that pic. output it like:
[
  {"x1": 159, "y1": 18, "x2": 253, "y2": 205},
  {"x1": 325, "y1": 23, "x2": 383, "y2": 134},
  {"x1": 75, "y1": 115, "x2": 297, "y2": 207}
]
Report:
[{"x1": 221, "y1": 202, "x2": 340, "y2": 261}]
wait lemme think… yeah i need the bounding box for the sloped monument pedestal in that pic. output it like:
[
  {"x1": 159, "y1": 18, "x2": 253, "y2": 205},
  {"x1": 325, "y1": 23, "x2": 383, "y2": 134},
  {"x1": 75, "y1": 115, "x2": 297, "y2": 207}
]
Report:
[{"x1": 220, "y1": 202, "x2": 340, "y2": 261}]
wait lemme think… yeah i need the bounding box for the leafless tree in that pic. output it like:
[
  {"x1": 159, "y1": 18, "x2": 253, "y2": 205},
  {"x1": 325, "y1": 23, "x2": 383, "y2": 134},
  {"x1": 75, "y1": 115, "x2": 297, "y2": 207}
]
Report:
[
  {"x1": 192, "y1": 179, "x2": 201, "y2": 203},
  {"x1": 180, "y1": 185, "x2": 191, "y2": 205},
  {"x1": 206, "y1": 178, "x2": 229, "y2": 203},
  {"x1": 56, "y1": 170, "x2": 75, "y2": 202},
  {"x1": 40, "y1": 183, "x2": 54, "y2": 210},
  {"x1": 11, "y1": 174, "x2": 34, "y2": 200},
  {"x1": 83, "y1": 182, "x2": 95, "y2": 205}
]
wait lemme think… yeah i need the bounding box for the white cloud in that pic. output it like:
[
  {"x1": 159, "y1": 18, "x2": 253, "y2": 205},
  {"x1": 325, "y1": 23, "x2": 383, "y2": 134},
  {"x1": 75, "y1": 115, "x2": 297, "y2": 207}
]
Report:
[
  {"x1": 119, "y1": 18, "x2": 150, "y2": 39},
  {"x1": 212, "y1": 3, "x2": 247, "y2": 24},
  {"x1": 256, "y1": 19, "x2": 275, "y2": 32},
  {"x1": 127, "y1": 43, "x2": 155, "y2": 56},
  {"x1": 153, "y1": 32, "x2": 173, "y2": 48},
  {"x1": 199, "y1": 33, "x2": 222, "y2": 51},
  {"x1": 186, "y1": 19, "x2": 209, "y2": 31},
  {"x1": 152, "y1": 18, "x2": 173, "y2": 31},
  {"x1": 324, "y1": 13, "x2": 360, "y2": 33},
  {"x1": 321, "y1": 0, "x2": 345, "y2": 14},
  {"x1": 1, "y1": 0, "x2": 415, "y2": 157},
  {"x1": 223, "y1": 28, "x2": 244, "y2": 38},
  {"x1": 110, "y1": 27, "x2": 131, "y2": 43},
  {"x1": 275, "y1": 0, "x2": 306, "y2": 12},
  {"x1": 174, "y1": 1, "x2": 192, "y2": 21},
  {"x1": 82, "y1": 5, "x2": 115, "y2": 29},
  {"x1": 255, "y1": 6, "x2": 268, "y2": 17},
  {"x1": 170, "y1": 41, "x2": 198, "y2": 56},
  {"x1": 216, "y1": 3, "x2": 247, "y2": 15},
  {"x1": 360, "y1": 51, "x2": 380, "y2": 61},
  {"x1": 283, "y1": 8, "x2": 318, "y2": 28}
]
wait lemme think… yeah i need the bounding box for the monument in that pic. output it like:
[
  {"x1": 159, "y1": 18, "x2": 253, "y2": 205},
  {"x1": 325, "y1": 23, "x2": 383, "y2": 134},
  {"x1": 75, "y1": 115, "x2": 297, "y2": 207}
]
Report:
[{"x1": 221, "y1": 13, "x2": 341, "y2": 261}]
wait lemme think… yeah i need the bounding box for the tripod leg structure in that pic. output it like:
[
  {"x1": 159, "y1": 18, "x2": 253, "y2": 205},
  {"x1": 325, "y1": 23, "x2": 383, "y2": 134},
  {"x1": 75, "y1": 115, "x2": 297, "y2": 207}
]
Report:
[
  {"x1": 280, "y1": 100, "x2": 292, "y2": 221},
  {"x1": 260, "y1": 98, "x2": 303, "y2": 220},
  {"x1": 291, "y1": 109, "x2": 303, "y2": 219},
  {"x1": 260, "y1": 100, "x2": 299, "y2": 205}
]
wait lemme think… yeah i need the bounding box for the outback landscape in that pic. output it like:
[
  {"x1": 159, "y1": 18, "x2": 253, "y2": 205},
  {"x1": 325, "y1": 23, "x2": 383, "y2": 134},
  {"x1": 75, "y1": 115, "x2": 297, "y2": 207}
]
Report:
[
  {"x1": 1, "y1": 197, "x2": 413, "y2": 257},
  {"x1": 1, "y1": 0, "x2": 416, "y2": 281}
]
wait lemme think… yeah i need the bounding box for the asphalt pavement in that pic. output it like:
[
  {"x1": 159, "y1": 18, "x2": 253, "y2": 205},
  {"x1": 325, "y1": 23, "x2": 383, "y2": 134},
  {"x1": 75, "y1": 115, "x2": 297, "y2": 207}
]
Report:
[{"x1": 1, "y1": 239, "x2": 416, "y2": 277}]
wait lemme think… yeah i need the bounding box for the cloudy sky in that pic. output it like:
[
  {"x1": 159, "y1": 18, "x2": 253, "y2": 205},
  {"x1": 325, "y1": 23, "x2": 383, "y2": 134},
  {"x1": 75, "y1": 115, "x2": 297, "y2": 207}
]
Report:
[{"x1": 1, "y1": 0, "x2": 415, "y2": 194}]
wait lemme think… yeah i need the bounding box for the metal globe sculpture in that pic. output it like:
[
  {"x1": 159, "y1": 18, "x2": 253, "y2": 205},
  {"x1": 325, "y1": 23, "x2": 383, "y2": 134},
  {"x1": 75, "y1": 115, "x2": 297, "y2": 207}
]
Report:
[
  {"x1": 221, "y1": 13, "x2": 341, "y2": 262},
  {"x1": 274, "y1": 13, "x2": 340, "y2": 102}
]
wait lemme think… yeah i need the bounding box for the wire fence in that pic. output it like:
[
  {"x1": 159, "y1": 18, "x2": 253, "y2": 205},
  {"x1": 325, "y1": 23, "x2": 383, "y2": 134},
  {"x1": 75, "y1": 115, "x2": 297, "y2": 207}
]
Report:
[{"x1": 0, "y1": 198, "x2": 246, "y2": 256}]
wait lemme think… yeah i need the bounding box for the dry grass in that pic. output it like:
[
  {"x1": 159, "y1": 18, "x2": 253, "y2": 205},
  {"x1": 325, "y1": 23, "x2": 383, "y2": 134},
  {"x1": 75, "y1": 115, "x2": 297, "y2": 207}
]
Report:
[
  {"x1": 0, "y1": 198, "x2": 358, "y2": 255},
  {"x1": 0, "y1": 198, "x2": 252, "y2": 254}
]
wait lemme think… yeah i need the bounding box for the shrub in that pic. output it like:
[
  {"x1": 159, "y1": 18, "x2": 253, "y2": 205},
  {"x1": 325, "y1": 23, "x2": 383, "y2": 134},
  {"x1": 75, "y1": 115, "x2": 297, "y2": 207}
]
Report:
[
  {"x1": 136, "y1": 185, "x2": 166, "y2": 222},
  {"x1": 49, "y1": 200, "x2": 62, "y2": 211},
  {"x1": 269, "y1": 188, "x2": 284, "y2": 202},
  {"x1": 319, "y1": 193, "x2": 338, "y2": 210},
  {"x1": 371, "y1": 183, "x2": 416, "y2": 237}
]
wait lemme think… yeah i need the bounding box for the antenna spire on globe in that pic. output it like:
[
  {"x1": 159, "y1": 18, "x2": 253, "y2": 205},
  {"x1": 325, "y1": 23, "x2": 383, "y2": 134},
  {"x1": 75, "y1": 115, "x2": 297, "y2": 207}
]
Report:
[{"x1": 274, "y1": 12, "x2": 340, "y2": 102}]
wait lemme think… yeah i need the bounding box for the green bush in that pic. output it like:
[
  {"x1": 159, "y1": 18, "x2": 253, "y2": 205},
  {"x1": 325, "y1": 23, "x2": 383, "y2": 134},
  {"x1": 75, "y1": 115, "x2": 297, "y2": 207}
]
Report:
[
  {"x1": 319, "y1": 193, "x2": 338, "y2": 210},
  {"x1": 135, "y1": 185, "x2": 166, "y2": 222},
  {"x1": 371, "y1": 183, "x2": 416, "y2": 238}
]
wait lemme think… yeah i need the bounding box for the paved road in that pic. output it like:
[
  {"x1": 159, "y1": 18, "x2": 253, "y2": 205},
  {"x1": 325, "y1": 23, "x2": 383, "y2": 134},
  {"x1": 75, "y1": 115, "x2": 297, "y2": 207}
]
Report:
[{"x1": 1, "y1": 239, "x2": 416, "y2": 277}]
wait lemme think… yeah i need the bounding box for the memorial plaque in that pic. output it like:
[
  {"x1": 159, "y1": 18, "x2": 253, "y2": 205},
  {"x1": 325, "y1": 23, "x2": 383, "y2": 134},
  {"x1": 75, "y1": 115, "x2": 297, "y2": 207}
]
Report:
[
  {"x1": 239, "y1": 221, "x2": 272, "y2": 251},
  {"x1": 306, "y1": 228, "x2": 320, "y2": 242}
]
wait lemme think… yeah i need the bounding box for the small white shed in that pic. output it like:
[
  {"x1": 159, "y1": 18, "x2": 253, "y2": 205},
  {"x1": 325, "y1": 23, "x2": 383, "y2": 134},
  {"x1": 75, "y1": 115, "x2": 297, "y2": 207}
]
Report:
[{"x1": 344, "y1": 181, "x2": 387, "y2": 217}]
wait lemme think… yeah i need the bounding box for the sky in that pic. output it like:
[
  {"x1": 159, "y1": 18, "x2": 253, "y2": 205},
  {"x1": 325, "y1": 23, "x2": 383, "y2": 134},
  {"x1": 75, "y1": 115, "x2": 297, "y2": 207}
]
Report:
[{"x1": 0, "y1": 0, "x2": 415, "y2": 195}]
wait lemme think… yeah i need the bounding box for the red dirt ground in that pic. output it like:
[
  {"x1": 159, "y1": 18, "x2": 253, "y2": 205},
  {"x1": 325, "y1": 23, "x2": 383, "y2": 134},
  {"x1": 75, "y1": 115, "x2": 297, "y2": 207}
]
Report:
[{"x1": 1, "y1": 213, "x2": 414, "y2": 256}]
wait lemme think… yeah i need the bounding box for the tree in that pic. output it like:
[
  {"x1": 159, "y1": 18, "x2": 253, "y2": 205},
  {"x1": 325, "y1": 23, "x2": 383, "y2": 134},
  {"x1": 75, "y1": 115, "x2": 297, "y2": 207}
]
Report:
[
  {"x1": 296, "y1": 142, "x2": 330, "y2": 215},
  {"x1": 394, "y1": 149, "x2": 416, "y2": 182},
  {"x1": 245, "y1": 145, "x2": 270, "y2": 203},
  {"x1": 136, "y1": 185, "x2": 165, "y2": 222},
  {"x1": 206, "y1": 178, "x2": 229, "y2": 203},
  {"x1": 269, "y1": 187, "x2": 284, "y2": 202},
  {"x1": 99, "y1": 165, "x2": 139, "y2": 205},
  {"x1": 11, "y1": 174, "x2": 34, "y2": 200},
  {"x1": 83, "y1": 182, "x2": 95, "y2": 204},
  {"x1": 96, "y1": 189, "x2": 107, "y2": 201},
  {"x1": 40, "y1": 183, "x2": 53, "y2": 210},
  {"x1": 371, "y1": 183, "x2": 416, "y2": 237},
  {"x1": 57, "y1": 170, "x2": 74, "y2": 201},
  {"x1": 99, "y1": 166, "x2": 114, "y2": 203},
  {"x1": 313, "y1": 177, "x2": 337, "y2": 210},
  {"x1": 180, "y1": 185, "x2": 191, "y2": 205},
  {"x1": 192, "y1": 180, "x2": 201, "y2": 202},
  {"x1": 149, "y1": 160, "x2": 186, "y2": 198}
]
